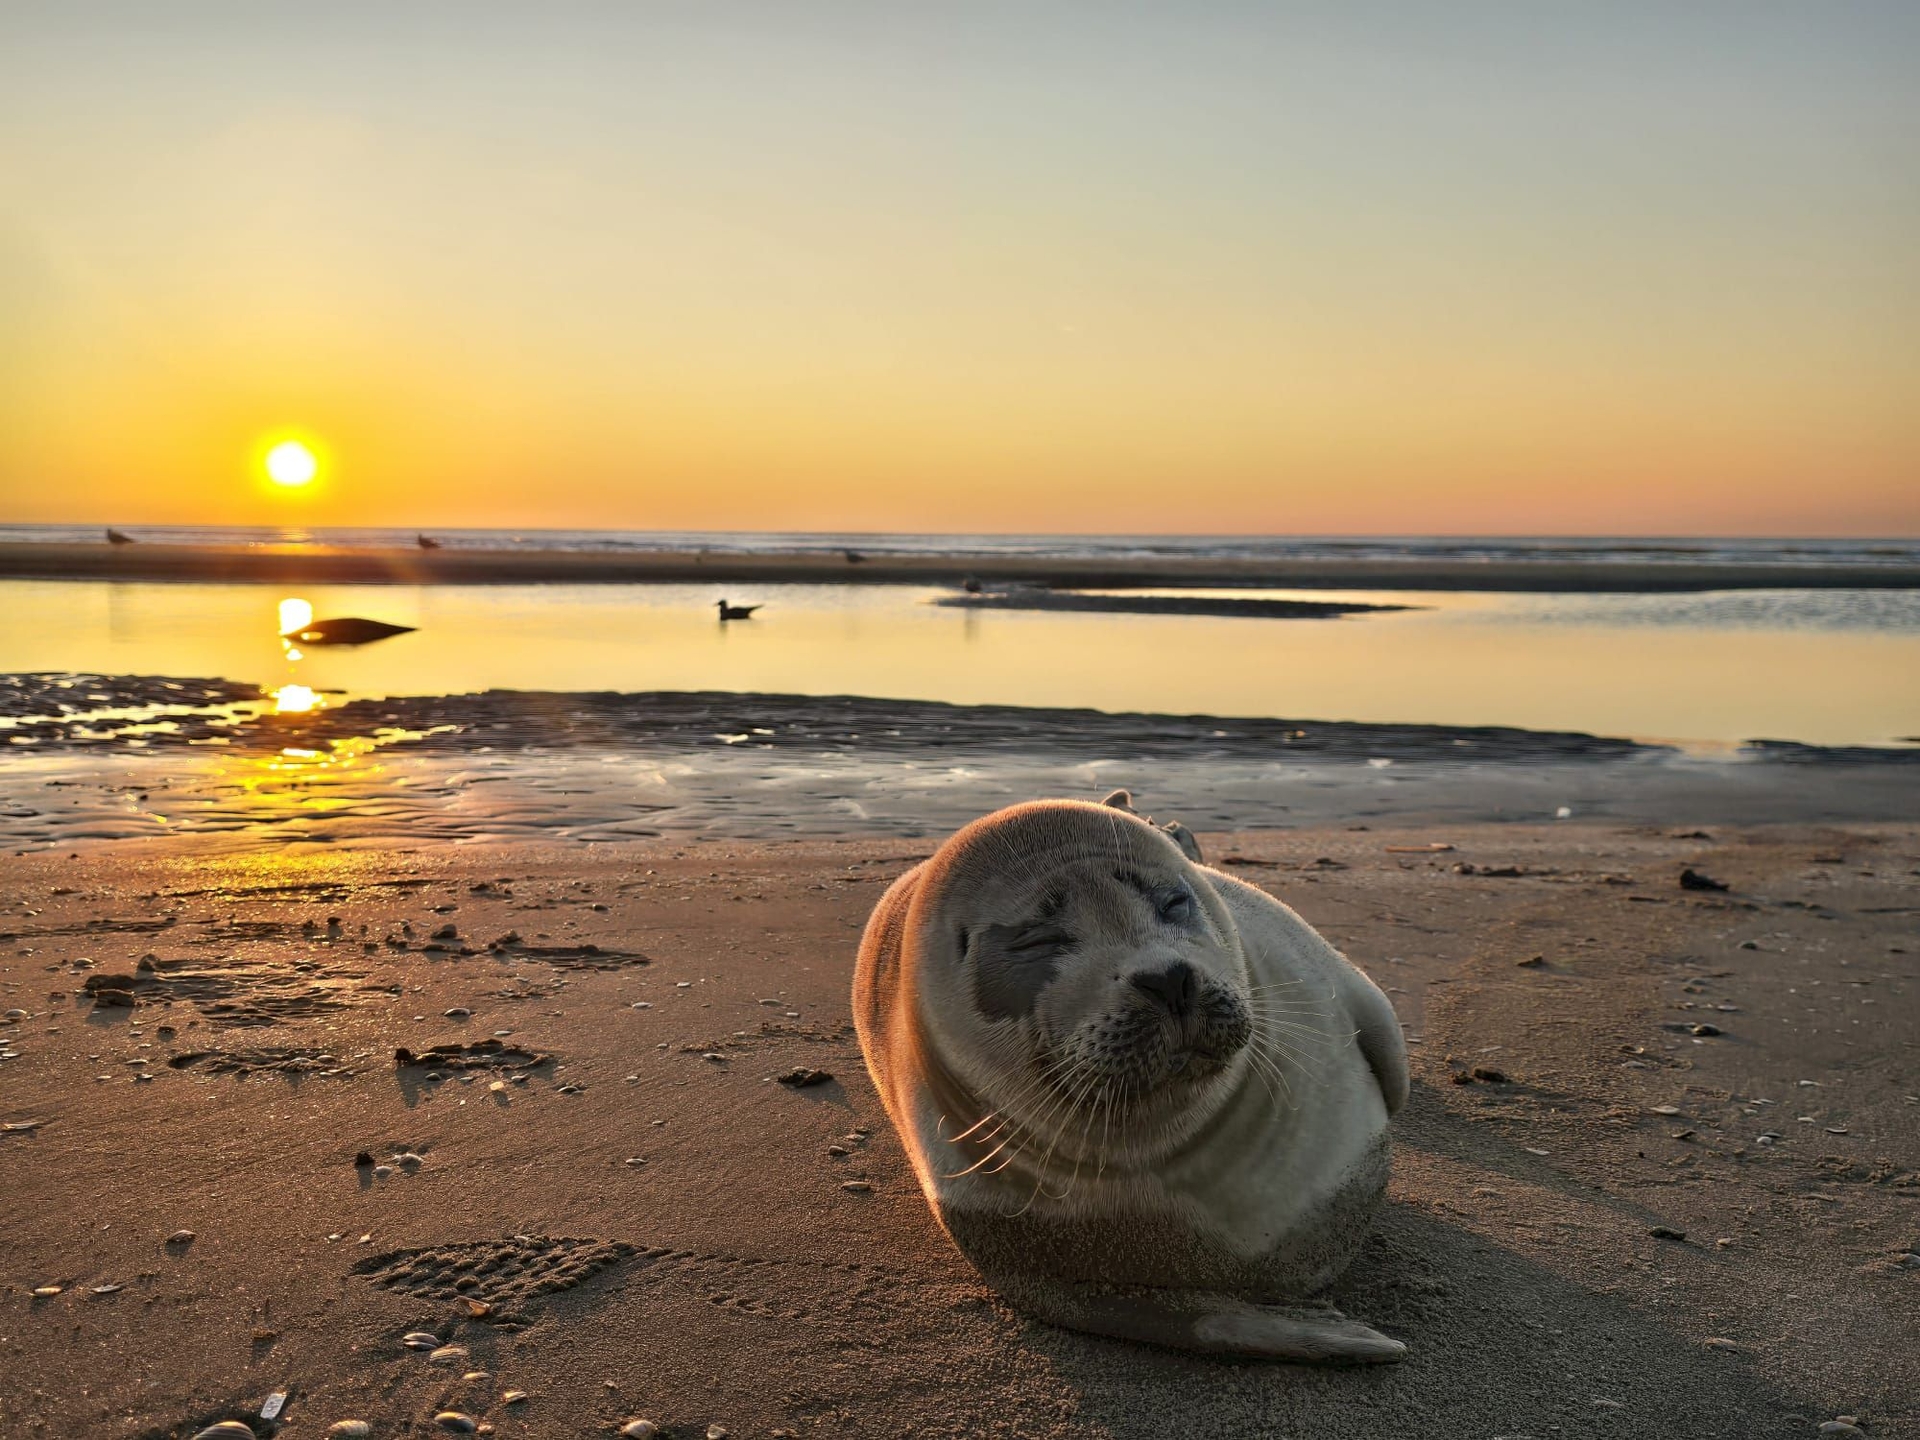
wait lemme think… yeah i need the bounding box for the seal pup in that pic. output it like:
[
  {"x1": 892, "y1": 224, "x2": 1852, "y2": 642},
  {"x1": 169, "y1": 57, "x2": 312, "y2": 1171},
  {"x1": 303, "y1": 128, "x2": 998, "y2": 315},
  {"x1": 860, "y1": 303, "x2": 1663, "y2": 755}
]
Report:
[{"x1": 853, "y1": 794, "x2": 1409, "y2": 1361}]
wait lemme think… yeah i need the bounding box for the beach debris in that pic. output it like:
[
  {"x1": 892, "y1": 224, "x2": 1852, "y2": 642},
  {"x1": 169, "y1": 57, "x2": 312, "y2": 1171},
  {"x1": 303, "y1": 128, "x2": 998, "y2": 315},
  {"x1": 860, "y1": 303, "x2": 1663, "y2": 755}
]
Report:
[
  {"x1": 444, "y1": 1007, "x2": 472, "y2": 1019},
  {"x1": 841, "y1": 1180, "x2": 873, "y2": 1193},
  {"x1": 3, "y1": 1009, "x2": 28, "y2": 1021},
  {"x1": 433, "y1": 1414, "x2": 477, "y2": 1434},
  {"x1": 620, "y1": 1423, "x2": 661, "y2": 1440},
  {"x1": 776, "y1": 1067, "x2": 833, "y2": 1088},
  {"x1": 1555, "y1": 806, "x2": 1572, "y2": 819},
  {"x1": 1648, "y1": 1225, "x2": 1687, "y2": 1241},
  {"x1": 401, "y1": 1331, "x2": 440, "y2": 1349},
  {"x1": 429, "y1": 1343, "x2": 470, "y2": 1366},
  {"x1": 1689, "y1": 1023, "x2": 1722, "y2": 1037},
  {"x1": 167, "y1": 1229, "x2": 197, "y2": 1246},
  {"x1": 1702, "y1": 1337, "x2": 1736, "y2": 1350},
  {"x1": 260, "y1": 1392, "x2": 288, "y2": 1421},
  {"x1": 417, "y1": 533, "x2": 442, "y2": 549},
  {"x1": 1818, "y1": 1424, "x2": 1866, "y2": 1438},
  {"x1": 1679, "y1": 868, "x2": 1729, "y2": 892},
  {"x1": 326, "y1": 1424, "x2": 373, "y2": 1438},
  {"x1": 1516, "y1": 954, "x2": 1545, "y2": 968},
  {"x1": 1385, "y1": 843, "x2": 1453, "y2": 854},
  {"x1": 31, "y1": 1284, "x2": 62, "y2": 1297},
  {"x1": 1650, "y1": 1105, "x2": 1681, "y2": 1116},
  {"x1": 2, "y1": 1119, "x2": 47, "y2": 1133},
  {"x1": 191, "y1": 1425, "x2": 257, "y2": 1440},
  {"x1": 282, "y1": 617, "x2": 417, "y2": 646},
  {"x1": 90, "y1": 1282, "x2": 123, "y2": 1294},
  {"x1": 395, "y1": 1039, "x2": 552, "y2": 1071},
  {"x1": 708, "y1": 1427, "x2": 730, "y2": 1440},
  {"x1": 461, "y1": 1297, "x2": 493, "y2": 1318},
  {"x1": 502, "y1": 1390, "x2": 529, "y2": 1405}
]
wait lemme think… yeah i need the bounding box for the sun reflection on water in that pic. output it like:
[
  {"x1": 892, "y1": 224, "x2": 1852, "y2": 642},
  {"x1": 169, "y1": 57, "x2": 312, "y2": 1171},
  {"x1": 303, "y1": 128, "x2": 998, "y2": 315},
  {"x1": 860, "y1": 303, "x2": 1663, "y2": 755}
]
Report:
[{"x1": 272, "y1": 684, "x2": 317, "y2": 714}]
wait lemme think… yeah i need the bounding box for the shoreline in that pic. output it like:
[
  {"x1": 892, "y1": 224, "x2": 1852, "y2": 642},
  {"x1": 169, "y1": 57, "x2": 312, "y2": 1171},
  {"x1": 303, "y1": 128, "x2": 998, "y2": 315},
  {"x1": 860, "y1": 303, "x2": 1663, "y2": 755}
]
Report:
[
  {"x1": 3, "y1": 676, "x2": 1917, "y2": 852},
  {"x1": 8, "y1": 540, "x2": 1920, "y2": 591}
]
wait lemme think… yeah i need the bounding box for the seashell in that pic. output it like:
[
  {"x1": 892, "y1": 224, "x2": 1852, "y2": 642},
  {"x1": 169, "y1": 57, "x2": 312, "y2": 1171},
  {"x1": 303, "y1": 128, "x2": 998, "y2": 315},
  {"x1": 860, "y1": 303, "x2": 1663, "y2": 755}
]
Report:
[
  {"x1": 31, "y1": 1284, "x2": 62, "y2": 1297},
  {"x1": 326, "y1": 1422, "x2": 372, "y2": 1438},
  {"x1": 444, "y1": 1007, "x2": 471, "y2": 1019},
  {"x1": 193, "y1": 1424, "x2": 258, "y2": 1440},
  {"x1": 461, "y1": 1370, "x2": 490, "y2": 1381},
  {"x1": 433, "y1": 1415, "x2": 478, "y2": 1434},
  {"x1": 2, "y1": 1008, "x2": 27, "y2": 1020},
  {"x1": 428, "y1": 1343, "x2": 469, "y2": 1365},
  {"x1": 707, "y1": 1426, "x2": 730, "y2": 1439},
  {"x1": 166, "y1": 1229, "x2": 196, "y2": 1245},
  {"x1": 374, "y1": 1165, "x2": 393, "y2": 1178},
  {"x1": 620, "y1": 1423, "x2": 661, "y2": 1439},
  {"x1": 397, "y1": 1152, "x2": 424, "y2": 1167},
  {"x1": 501, "y1": 1391, "x2": 528, "y2": 1404},
  {"x1": 90, "y1": 1282, "x2": 123, "y2": 1294},
  {"x1": 401, "y1": 1331, "x2": 440, "y2": 1349}
]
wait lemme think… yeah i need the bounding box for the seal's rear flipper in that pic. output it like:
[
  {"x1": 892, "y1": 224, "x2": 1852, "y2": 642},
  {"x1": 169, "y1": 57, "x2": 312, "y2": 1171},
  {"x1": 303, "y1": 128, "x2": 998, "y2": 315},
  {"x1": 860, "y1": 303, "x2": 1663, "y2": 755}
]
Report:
[
  {"x1": 995, "y1": 1273, "x2": 1405, "y2": 1364},
  {"x1": 1098, "y1": 790, "x2": 1204, "y2": 864}
]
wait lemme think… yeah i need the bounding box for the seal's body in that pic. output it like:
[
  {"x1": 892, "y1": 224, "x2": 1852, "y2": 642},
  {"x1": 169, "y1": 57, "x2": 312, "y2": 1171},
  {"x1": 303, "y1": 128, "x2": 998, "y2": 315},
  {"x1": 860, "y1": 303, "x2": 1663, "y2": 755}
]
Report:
[{"x1": 853, "y1": 797, "x2": 1409, "y2": 1361}]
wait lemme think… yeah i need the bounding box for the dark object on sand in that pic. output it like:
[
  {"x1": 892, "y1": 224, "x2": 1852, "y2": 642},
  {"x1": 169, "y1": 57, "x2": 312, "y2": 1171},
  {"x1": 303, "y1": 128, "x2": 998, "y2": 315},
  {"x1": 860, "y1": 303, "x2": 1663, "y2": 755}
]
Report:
[
  {"x1": 962, "y1": 575, "x2": 984, "y2": 594},
  {"x1": 1648, "y1": 1225, "x2": 1688, "y2": 1241},
  {"x1": 845, "y1": 548, "x2": 866, "y2": 563},
  {"x1": 417, "y1": 533, "x2": 442, "y2": 549},
  {"x1": 284, "y1": 617, "x2": 417, "y2": 646},
  {"x1": 106, "y1": 528, "x2": 136, "y2": 544},
  {"x1": 716, "y1": 599, "x2": 761, "y2": 621},
  {"x1": 776, "y1": 1067, "x2": 834, "y2": 1088},
  {"x1": 936, "y1": 591, "x2": 1412, "y2": 621},
  {"x1": 1679, "y1": 868, "x2": 1729, "y2": 892}
]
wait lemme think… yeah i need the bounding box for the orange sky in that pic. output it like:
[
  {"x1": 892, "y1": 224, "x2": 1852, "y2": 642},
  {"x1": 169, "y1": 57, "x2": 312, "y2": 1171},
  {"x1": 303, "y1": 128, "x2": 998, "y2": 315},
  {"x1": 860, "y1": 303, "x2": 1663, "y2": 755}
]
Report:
[{"x1": 1, "y1": 4, "x2": 1915, "y2": 536}]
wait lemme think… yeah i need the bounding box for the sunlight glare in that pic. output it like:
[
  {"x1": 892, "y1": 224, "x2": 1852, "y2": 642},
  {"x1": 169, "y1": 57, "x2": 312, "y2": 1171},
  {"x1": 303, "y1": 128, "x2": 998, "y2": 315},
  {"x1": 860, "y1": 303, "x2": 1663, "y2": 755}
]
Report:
[
  {"x1": 265, "y1": 440, "x2": 318, "y2": 487},
  {"x1": 273, "y1": 684, "x2": 317, "y2": 715},
  {"x1": 278, "y1": 597, "x2": 313, "y2": 636}
]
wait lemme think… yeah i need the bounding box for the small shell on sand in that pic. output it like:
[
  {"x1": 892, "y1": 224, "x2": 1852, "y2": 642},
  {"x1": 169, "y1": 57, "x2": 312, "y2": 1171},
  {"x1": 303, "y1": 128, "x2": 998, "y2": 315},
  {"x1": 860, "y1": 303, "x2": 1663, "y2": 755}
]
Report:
[
  {"x1": 841, "y1": 1180, "x2": 872, "y2": 1193},
  {"x1": 31, "y1": 1285, "x2": 62, "y2": 1297},
  {"x1": 428, "y1": 1343, "x2": 470, "y2": 1365},
  {"x1": 326, "y1": 1424, "x2": 373, "y2": 1438},
  {"x1": 708, "y1": 1426, "x2": 730, "y2": 1439},
  {"x1": 433, "y1": 1415, "x2": 478, "y2": 1434},
  {"x1": 619, "y1": 1422, "x2": 660, "y2": 1439},
  {"x1": 167, "y1": 1230, "x2": 196, "y2": 1245},
  {"x1": 501, "y1": 1391, "x2": 528, "y2": 1404},
  {"x1": 401, "y1": 1331, "x2": 440, "y2": 1349},
  {"x1": 193, "y1": 1425, "x2": 258, "y2": 1440}
]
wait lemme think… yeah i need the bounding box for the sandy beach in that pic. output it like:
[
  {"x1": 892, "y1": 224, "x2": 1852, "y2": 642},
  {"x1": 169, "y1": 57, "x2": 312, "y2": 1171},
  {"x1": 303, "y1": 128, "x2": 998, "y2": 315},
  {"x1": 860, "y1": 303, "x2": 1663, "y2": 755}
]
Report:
[
  {"x1": 7, "y1": 540, "x2": 1920, "y2": 592},
  {"x1": 1, "y1": 819, "x2": 1914, "y2": 1439}
]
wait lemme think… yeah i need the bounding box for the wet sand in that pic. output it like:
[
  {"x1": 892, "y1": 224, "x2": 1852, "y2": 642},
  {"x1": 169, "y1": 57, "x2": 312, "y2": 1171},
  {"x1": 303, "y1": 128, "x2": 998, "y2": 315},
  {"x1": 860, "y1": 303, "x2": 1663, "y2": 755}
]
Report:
[
  {"x1": 1, "y1": 823, "x2": 1915, "y2": 1438},
  {"x1": 8, "y1": 540, "x2": 1920, "y2": 591},
  {"x1": 4, "y1": 676, "x2": 1918, "y2": 855}
]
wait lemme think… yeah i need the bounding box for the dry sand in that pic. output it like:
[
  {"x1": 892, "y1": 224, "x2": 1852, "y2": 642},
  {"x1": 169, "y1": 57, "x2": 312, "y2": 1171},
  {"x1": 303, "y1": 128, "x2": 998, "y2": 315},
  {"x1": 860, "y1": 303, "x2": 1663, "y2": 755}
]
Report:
[
  {"x1": 6, "y1": 540, "x2": 1920, "y2": 592},
  {"x1": 2, "y1": 822, "x2": 1915, "y2": 1438}
]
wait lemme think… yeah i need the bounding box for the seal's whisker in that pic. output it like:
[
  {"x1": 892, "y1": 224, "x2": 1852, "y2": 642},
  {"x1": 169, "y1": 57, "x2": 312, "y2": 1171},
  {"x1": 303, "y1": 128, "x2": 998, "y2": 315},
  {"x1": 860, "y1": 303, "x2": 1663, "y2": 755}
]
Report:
[
  {"x1": 1244, "y1": 1045, "x2": 1298, "y2": 1109},
  {"x1": 944, "y1": 1110, "x2": 1001, "y2": 1144},
  {"x1": 943, "y1": 1131, "x2": 1019, "y2": 1179}
]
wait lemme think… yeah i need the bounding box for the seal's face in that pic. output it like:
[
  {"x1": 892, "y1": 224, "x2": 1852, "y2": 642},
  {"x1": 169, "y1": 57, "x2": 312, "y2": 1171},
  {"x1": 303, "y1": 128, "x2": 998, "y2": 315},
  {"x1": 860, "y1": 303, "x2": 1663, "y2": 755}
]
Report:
[{"x1": 947, "y1": 833, "x2": 1253, "y2": 1131}]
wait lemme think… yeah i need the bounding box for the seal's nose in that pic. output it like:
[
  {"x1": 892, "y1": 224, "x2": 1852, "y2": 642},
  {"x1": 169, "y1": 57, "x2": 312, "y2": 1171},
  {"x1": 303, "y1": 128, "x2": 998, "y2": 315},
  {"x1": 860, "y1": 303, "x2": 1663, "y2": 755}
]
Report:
[{"x1": 1131, "y1": 960, "x2": 1198, "y2": 1017}]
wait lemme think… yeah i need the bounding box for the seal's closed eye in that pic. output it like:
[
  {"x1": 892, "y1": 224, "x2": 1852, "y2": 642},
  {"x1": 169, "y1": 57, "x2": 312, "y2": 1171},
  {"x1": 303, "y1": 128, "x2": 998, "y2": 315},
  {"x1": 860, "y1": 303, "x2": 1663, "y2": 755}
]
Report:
[{"x1": 971, "y1": 921, "x2": 1072, "y2": 1019}]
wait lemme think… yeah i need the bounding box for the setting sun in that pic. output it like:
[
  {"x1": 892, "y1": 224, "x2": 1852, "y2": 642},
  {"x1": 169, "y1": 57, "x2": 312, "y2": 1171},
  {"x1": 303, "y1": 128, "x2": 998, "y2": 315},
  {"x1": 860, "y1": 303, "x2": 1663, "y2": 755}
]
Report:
[{"x1": 264, "y1": 440, "x2": 318, "y2": 488}]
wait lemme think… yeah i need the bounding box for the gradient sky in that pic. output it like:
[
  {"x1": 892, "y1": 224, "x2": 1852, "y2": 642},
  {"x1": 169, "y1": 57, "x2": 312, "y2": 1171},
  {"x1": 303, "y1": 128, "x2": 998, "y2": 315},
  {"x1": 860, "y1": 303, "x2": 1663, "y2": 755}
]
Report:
[{"x1": 2, "y1": 2, "x2": 1915, "y2": 535}]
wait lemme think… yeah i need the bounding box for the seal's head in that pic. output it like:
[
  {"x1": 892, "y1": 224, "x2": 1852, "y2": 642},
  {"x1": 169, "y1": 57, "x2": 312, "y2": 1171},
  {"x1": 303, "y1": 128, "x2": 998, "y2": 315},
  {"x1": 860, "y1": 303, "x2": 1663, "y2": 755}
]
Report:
[{"x1": 911, "y1": 800, "x2": 1253, "y2": 1149}]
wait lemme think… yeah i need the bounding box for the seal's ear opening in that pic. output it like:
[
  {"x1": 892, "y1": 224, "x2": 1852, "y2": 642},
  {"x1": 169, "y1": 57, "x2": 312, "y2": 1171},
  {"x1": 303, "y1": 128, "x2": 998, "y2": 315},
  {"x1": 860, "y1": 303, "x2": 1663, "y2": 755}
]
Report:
[{"x1": 1102, "y1": 789, "x2": 1136, "y2": 812}]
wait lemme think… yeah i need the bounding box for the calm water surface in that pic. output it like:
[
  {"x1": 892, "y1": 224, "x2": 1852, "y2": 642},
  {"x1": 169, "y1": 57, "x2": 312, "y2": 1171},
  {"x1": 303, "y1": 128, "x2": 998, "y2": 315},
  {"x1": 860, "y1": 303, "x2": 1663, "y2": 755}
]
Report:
[{"x1": 4, "y1": 580, "x2": 1917, "y2": 748}]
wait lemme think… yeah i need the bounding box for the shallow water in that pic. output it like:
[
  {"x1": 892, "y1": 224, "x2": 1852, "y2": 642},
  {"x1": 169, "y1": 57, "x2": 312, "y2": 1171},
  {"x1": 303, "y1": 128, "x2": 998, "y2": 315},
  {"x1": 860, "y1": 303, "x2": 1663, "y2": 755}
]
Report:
[{"x1": 4, "y1": 579, "x2": 1918, "y2": 747}]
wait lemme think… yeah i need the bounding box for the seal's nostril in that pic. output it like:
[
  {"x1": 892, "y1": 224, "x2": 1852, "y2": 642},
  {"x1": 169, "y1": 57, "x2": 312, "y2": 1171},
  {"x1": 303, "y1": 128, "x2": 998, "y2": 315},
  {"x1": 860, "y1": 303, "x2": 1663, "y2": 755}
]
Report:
[{"x1": 1130, "y1": 961, "x2": 1198, "y2": 1017}]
